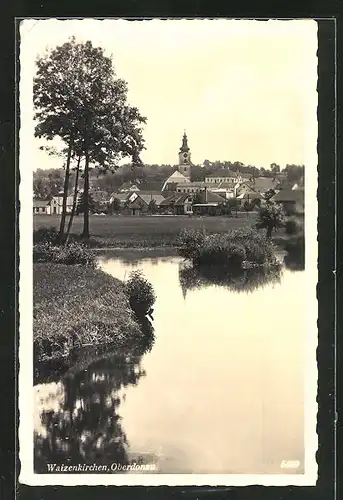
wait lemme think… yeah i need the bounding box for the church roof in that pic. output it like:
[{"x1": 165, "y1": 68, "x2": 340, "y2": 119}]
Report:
[{"x1": 162, "y1": 170, "x2": 190, "y2": 191}]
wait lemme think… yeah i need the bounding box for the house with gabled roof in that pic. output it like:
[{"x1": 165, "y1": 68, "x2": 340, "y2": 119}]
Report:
[
  {"x1": 272, "y1": 189, "x2": 304, "y2": 214},
  {"x1": 118, "y1": 181, "x2": 141, "y2": 193},
  {"x1": 235, "y1": 181, "x2": 256, "y2": 198},
  {"x1": 159, "y1": 193, "x2": 193, "y2": 215},
  {"x1": 248, "y1": 176, "x2": 279, "y2": 193},
  {"x1": 33, "y1": 199, "x2": 51, "y2": 215}
]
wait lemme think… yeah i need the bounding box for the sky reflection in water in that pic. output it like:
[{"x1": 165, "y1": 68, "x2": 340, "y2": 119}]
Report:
[{"x1": 34, "y1": 250, "x2": 305, "y2": 474}]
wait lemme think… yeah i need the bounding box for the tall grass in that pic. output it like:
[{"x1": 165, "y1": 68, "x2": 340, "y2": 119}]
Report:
[{"x1": 33, "y1": 263, "x2": 144, "y2": 363}]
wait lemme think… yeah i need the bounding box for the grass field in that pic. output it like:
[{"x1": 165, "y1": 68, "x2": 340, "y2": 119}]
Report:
[{"x1": 33, "y1": 214, "x2": 257, "y2": 247}]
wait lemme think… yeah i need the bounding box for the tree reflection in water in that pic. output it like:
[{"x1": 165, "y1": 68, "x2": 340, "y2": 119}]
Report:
[
  {"x1": 179, "y1": 263, "x2": 282, "y2": 297},
  {"x1": 34, "y1": 319, "x2": 155, "y2": 473}
]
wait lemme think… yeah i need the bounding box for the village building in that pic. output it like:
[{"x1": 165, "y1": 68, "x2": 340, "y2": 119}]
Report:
[
  {"x1": 235, "y1": 181, "x2": 256, "y2": 198},
  {"x1": 117, "y1": 181, "x2": 141, "y2": 193},
  {"x1": 210, "y1": 181, "x2": 236, "y2": 199},
  {"x1": 276, "y1": 180, "x2": 300, "y2": 191},
  {"x1": 33, "y1": 199, "x2": 51, "y2": 215},
  {"x1": 110, "y1": 191, "x2": 166, "y2": 215},
  {"x1": 192, "y1": 189, "x2": 226, "y2": 215},
  {"x1": 159, "y1": 193, "x2": 193, "y2": 215},
  {"x1": 49, "y1": 194, "x2": 74, "y2": 215},
  {"x1": 247, "y1": 176, "x2": 280, "y2": 193},
  {"x1": 33, "y1": 193, "x2": 74, "y2": 215},
  {"x1": 176, "y1": 181, "x2": 212, "y2": 194},
  {"x1": 205, "y1": 171, "x2": 243, "y2": 185},
  {"x1": 272, "y1": 189, "x2": 304, "y2": 215}
]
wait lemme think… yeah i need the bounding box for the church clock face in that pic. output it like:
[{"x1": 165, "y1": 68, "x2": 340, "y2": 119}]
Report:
[{"x1": 183, "y1": 153, "x2": 188, "y2": 158}]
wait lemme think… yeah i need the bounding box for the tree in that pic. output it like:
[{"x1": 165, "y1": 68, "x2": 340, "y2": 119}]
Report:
[
  {"x1": 243, "y1": 200, "x2": 253, "y2": 212},
  {"x1": 147, "y1": 199, "x2": 158, "y2": 214},
  {"x1": 227, "y1": 198, "x2": 240, "y2": 215},
  {"x1": 66, "y1": 152, "x2": 83, "y2": 241},
  {"x1": 283, "y1": 164, "x2": 304, "y2": 183},
  {"x1": 218, "y1": 201, "x2": 232, "y2": 216},
  {"x1": 270, "y1": 163, "x2": 280, "y2": 174},
  {"x1": 76, "y1": 192, "x2": 96, "y2": 215},
  {"x1": 256, "y1": 201, "x2": 285, "y2": 238},
  {"x1": 110, "y1": 197, "x2": 121, "y2": 214},
  {"x1": 34, "y1": 37, "x2": 146, "y2": 241},
  {"x1": 33, "y1": 168, "x2": 65, "y2": 200}
]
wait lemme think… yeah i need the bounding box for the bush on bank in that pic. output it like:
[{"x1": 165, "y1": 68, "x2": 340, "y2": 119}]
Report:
[
  {"x1": 125, "y1": 270, "x2": 156, "y2": 318},
  {"x1": 33, "y1": 241, "x2": 97, "y2": 268},
  {"x1": 33, "y1": 263, "x2": 143, "y2": 363},
  {"x1": 177, "y1": 227, "x2": 277, "y2": 268}
]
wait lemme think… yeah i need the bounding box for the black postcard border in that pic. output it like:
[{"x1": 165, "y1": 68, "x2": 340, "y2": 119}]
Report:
[{"x1": 0, "y1": 8, "x2": 338, "y2": 500}]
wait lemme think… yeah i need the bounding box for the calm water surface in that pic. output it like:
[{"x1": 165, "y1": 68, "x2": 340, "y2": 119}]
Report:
[{"x1": 34, "y1": 249, "x2": 305, "y2": 474}]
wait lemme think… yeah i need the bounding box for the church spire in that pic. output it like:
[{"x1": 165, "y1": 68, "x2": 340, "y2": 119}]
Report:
[{"x1": 180, "y1": 130, "x2": 190, "y2": 153}]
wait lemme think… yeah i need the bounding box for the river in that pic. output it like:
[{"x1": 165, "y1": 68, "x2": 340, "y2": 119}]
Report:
[{"x1": 34, "y1": 248, "x2": 305, "y2": 475}]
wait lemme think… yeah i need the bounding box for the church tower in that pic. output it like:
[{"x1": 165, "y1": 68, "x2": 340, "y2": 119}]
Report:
[{"x1": 178, "y1": 131, "x2": 192, "y2": 178}]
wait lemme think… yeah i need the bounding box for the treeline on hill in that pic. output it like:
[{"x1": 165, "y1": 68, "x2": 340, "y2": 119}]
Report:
[{"x1": 33, "y1": 162, "x2": 305, "y2": 199}]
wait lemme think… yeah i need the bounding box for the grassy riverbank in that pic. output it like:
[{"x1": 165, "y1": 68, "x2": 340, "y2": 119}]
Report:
[
  {"x1": 33, "y1": 214, "x2": 256, "y2": 247},
  {"x1": 34, "y1": 213, "x2": 303, "y2": 249},
  {"x1": 33, "y1": 263, "x2": 142, "y2": 363}
]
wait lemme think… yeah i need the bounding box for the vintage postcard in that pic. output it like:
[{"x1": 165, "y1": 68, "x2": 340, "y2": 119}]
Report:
[{"x1": 19, "y1": 18, "x2": 318, "y2": 486}]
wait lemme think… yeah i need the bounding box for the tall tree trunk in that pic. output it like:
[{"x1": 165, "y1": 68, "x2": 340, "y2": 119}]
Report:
[
  {"x1": 66, "y1": 154, "x2": 82, "y2": 242},
  {"x1": 58, "y1": 137, "x2": 74, "y2": 244},
  {"x1": 266, "y1": 225, "x2": 273, "y2": 238},
  {"x1": 81, "y1": 149, "x2": 90, "y2": 239}
]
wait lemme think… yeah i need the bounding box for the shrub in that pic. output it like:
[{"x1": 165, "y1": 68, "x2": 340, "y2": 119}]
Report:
[
  {"x1": 52, "y1": 242, "x2": 97, "y2": 267},
  {"x1": 256, "y1": 201, "x2": 286, "y2": 238},
  {"x1": 195, "y1": 234, "x2": 246, "y2": 267},
  {"x1": 33, "y1": 226, "x2": 59, "y2": 244},
  {"x1": 243, "y1": 200, "x2": 254, "y2": 212},
  {"x1": 33, "y1": 242, "x2": 55, "y2": 262},
  {"x1": 177, "y1": 228, "x2": 206, "y2": 261},
  {"x1": 33, "y1": 241, "x2": 97, "y2": 268},
  {"x1": 177, "y1": 227, "x2": 276, "y2": 268},
  {"x1": 125, "y1": 270, "x2": 156, "y2": 317},
  {"x1": 230, "y1": 228, "x2": 275, "y2": 265}
]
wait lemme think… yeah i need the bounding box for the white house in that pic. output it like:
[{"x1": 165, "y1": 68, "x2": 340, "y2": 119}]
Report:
[
  {"x1": 235, "y1": 181, "x2": 256, "y2": 197},
  {"x1": 205, "y1": 171, "x2": 243, "y2": 185},
  {"x1": 49, "y1": 194, "x2": 74, "y2": 215},
  {"x1": 33, "y1": 199, "x2": 51, "y2": 215},
  {"x1": 176, "y1": 181, "x2": 211, "y2": 194}
]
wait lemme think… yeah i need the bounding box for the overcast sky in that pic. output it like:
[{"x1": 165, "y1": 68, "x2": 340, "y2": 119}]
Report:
[{"x1": 20, "y1": 19, "x2": 318, "y2": 171}]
